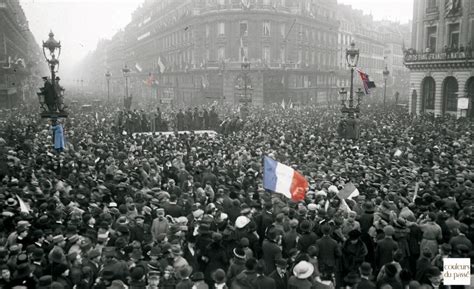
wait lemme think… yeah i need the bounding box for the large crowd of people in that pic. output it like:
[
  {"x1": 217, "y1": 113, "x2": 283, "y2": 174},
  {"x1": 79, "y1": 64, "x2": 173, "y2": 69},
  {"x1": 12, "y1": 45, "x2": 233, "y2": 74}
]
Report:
[{"x1": 0, "y1": 101, "x2": 472, "y2": 289}]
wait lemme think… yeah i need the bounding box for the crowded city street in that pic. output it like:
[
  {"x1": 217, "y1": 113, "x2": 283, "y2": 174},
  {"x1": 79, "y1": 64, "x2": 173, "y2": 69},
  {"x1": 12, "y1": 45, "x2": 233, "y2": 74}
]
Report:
[{"x1": 1, "y1": 0, "x2": 474, "y2": 288}]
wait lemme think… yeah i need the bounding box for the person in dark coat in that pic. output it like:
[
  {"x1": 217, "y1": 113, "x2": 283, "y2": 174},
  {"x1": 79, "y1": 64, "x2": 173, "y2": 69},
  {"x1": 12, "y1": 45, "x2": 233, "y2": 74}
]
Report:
[
  {"x1": 261, "y1": 228, "x2": 282, "y2": 275},
  {"x1": 375, "y1": 226, "x2": 399, "y2": 271},
  {"x1": 255, "y1": 203, "x2": 274, "y2": 245},
  {"x1": 183, "y1": 239, "x2": 200, "y2": 273},
  {"x1": 177, "y1": 109, "x2": 185, "y2": 131},
  {"x1": 358, "y1": 201, "x2": 376, "y2": 265},
  {"x1": 354, "y1": 262, "x2": 376, "y2": 289},
  {"x1": 254, "y1": 260, "x2": 276, "y2": 289},
  {"x1": 341, "y1": 230, "x2": 368, "y2": 277},
  {"x1": 161, "y1": 195, "x2": 183, "y2": 218},
  {"x1": 268, "y1": 258, "x2": 288, "y2": 289},
  {"x1": 226, "y1": 248, "x2": 246, "y2": 285},
  {"x1": 203, "y1": 233, "x2": 228, "y2": 285},
  {"x1": 376, "y1": 263, "x2": 403, "y2": 289},
  {"x1": 316, "y1": 225, "x2": 341, "y2": 277},
  {"x1": 298, "y1": 220, "x2": 318, "y2": 253},
  {"x1": 415, "y1": 248, "x2": 433, "y2": 282},
  {"x1": 231, "y1": 258, "x2": 258, "y2": 289}
]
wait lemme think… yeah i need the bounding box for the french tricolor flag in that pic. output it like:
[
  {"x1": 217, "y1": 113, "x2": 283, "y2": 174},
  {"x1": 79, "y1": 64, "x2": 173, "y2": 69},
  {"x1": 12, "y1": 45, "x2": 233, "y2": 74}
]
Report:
[{"x1": 263, "y1": 156, "x2": 309, "y2": 202}]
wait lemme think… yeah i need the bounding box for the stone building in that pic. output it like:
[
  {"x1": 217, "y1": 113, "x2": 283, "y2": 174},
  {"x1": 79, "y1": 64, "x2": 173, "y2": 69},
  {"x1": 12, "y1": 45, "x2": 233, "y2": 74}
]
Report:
[
  {"x1": 405, "y1": 0, "x2": 474, "y2": 117},
  {"x1": 0, "y1": 0, "x2": 44, "y2": 108}
]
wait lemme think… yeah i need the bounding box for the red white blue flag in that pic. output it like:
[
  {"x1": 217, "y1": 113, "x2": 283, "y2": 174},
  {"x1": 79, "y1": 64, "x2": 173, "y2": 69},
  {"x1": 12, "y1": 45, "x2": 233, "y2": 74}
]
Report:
[
  {"x1": 263, "y1": 156, "x2": 308, "y2": 202},
  {"x1": 356, "y1": 68, "x2": 376, "y2": 94}
]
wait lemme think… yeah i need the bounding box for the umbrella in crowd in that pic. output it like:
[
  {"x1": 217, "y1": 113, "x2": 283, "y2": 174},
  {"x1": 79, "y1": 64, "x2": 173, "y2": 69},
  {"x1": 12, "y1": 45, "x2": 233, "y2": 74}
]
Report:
[{"x1": 0, "y1": 101, "x2": 472, "y2": 289}]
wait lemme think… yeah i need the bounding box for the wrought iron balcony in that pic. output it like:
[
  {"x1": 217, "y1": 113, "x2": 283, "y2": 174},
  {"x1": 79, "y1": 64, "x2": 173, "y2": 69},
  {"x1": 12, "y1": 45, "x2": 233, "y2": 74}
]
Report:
[{"x1": 404, "y1": 51, "x2": 473, "y2": 62}]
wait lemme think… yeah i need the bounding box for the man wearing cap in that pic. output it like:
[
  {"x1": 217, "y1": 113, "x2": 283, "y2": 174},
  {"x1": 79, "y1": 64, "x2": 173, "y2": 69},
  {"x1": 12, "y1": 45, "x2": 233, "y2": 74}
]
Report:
[
  {"x1": 262, "y1": 228, "x2": 282, "y2": 275},
  {"x1": 151, "y1": 208, "x2": 169, "y2": 243},
  {"x1": 375, "y1": 225, "x2": 398, "y2": 272},
  {"x1": 269, "y1": 259, "x2": 288, "y2": 289},
  {"x1": 356, "y1": 262, "x2": 376, "y2": 289},
  {"x1": 102, "y1": 247, "x2": 129, "y2": 281},
  {"x1": 316, "y1": 225, "x2": 341, "y2": 278},
  {"x1": 82, "y1": 249, "x2": 101, "y2": 282}
]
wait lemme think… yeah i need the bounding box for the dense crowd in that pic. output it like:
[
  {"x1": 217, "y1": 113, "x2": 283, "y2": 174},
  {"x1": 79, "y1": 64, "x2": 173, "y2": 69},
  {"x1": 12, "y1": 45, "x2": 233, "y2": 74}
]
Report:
[
  {"x1": 0, "y1": 102, "x2": 472, "y2": 289},
  {"x1": 112, "y1": 106, "x2": 243, "y2": 135}
]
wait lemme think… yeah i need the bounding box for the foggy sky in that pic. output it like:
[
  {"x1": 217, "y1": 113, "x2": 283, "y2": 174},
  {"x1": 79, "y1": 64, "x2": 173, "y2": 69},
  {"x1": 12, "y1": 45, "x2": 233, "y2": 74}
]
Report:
[{"x1": 21, "y1": 0, "x2": 413, "y2": 81}]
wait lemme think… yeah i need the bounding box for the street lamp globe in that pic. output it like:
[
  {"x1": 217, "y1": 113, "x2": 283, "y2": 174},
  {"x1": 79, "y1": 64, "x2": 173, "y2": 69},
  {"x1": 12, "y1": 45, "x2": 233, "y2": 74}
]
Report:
[
  {"x1": 339, "y1": 87, "x2": 347, "y2": 106},
  {"x1": 345, "y1": 41, "x2": 359, "y2": 68},
  {"x1": 383, "y1": 65, "x2": 390, "y2": 80},
  {"x1": 122, "y1": 65, "x2": 131, "y2": 77},
  {"x1": 105, "y1": 71, "x2": 111, "y2": 79},
  {"x1": 42, "y1": 30, "x2": 61, "y2": 62}
]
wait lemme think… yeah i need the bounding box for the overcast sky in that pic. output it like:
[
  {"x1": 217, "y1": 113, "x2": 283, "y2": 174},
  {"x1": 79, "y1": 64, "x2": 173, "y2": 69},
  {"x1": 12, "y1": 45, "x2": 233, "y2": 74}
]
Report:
[
  {"x1": 21, "y1": 0, "x2": 413, "y2": 78},
  {"x1": 338, "y1": 0, "x2": 413, "y2": 23}
]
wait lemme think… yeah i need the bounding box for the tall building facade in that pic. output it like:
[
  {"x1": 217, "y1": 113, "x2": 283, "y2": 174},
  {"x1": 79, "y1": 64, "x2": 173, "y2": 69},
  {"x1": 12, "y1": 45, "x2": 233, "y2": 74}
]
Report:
[
  {"x1": 336, "y1": 4, "x2": 411, "y2": 102},
  {"x1": 406, "y1": 0, "x2": 474, "y2": 117},
  {"x1": 78, "y1": 0, "x2": 340, "y2": 107},
  {"x1": 0, "y1": 0, "x2": 45, "y2": 108}
]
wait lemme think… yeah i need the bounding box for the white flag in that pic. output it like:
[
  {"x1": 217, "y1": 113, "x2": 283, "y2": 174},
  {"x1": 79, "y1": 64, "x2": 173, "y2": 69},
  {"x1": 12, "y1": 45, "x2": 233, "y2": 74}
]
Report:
[
  {"x1": 158, "y1": 57, "x2": 166, "y2": 73},
  {"x1": 16, "y1": 195, "x2": 30, "y2": 214},
  {"x1": 135, "y1": 63, "x2": 143, "y2": 72}
]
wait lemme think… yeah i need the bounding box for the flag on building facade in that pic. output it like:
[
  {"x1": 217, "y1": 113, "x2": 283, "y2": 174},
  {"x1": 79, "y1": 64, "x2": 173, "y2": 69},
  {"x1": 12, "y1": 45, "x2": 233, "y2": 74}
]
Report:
[
  {"x1": 241, "y1": 0, "x2": 250, "y2": 9},
  {"x1": 356, "y1": 68, "x2": 376, "y2": 94},
  {"x1": 158, "y1": 57, "x2": 166, "y2": 73},
  {"x1": 135, "y1": 63, "x2": 143, "y2": 72},
  {"x1": 263, "y1": 156, "x2": 308, "y2": 202},
  {"x1": 240, "y1": 37, "x2": 246, "y2": 61}
]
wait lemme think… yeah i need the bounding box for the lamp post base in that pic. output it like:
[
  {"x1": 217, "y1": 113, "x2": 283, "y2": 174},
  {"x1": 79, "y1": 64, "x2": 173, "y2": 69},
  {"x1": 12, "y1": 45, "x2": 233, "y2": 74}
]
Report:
[
  {"x1": 40, "y1": 111, "x2": 68, "y2": 119},
  {"x1": 338, "y1": 118, "x2": 360, "y2": 140}
]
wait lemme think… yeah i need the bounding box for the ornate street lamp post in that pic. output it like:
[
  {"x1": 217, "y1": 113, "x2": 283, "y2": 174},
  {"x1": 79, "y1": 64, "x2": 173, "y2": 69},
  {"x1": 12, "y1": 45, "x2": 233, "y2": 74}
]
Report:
[
  {"x1": 339, "y1": 41, "x2": 361, "y2": 139},
  {"x1": 39, "y1": 31, "x2": 66, "y2": 153},
  {"x1": 238, "y1": 60, "x2": 252, "y2": 120},
  {"x1": 39, "y1": 30, "x2": 67, "y2": 118},
  {"x1": 122, "y1": 65, "x2": 130, "y2": 107},
  {"x1": 383, "y1": 65, "x2": 390, "y2": 108},
  {"x1": 105, "y1": 71, "x2": 111, "y2": 103},
  {"x1": 43, "y1": 31, "x2": 61, "y2": 88}
]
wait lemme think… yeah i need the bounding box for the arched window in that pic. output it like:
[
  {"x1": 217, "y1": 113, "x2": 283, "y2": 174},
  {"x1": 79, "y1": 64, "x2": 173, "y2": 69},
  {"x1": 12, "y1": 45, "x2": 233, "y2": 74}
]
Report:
[
  {"x1": 422, "y1": 77, "x2": 435, "y2": 111},
  {"x1": 466, "y1": 77, "x2": 474, "y2": 118},
  {"x1": 443, "y1": 77, "x2": 458, "y2": 112}
]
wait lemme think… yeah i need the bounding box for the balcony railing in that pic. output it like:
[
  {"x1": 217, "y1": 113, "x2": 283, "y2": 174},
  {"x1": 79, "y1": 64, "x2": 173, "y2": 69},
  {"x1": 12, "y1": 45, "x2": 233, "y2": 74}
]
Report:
[
  {"x1": 425, "y1": 6, "x2": 439, "y2": 14},
  {"x1": 404, "y1": 51, "x2": 473, "y2": 63}
]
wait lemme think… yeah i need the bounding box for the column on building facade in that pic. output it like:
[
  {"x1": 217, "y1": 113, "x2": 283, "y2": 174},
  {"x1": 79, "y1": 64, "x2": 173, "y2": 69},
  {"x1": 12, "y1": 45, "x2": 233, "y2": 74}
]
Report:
[
  {"x1": 433, "y1": 72, "x2": 446, "y2": 116},
  {"x1": 411, "y1": 72, "x2": 424, "y2": 115},
  {"x1": 455, "y1": 71, "x2": 470, "y2": 118}
]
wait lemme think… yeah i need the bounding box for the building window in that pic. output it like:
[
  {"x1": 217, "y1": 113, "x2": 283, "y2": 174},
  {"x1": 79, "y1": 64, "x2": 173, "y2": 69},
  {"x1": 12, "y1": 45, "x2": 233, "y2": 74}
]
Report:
[
  {"x1": 218, "y1": 46, "x2": 225, "y2": 61},
  {"x1": 263, "y1": 20, "x2": 271, "y2": 36},
  {"x1": 280, "y1": 47, "x2": 285, "y2": 63},
  {"x1": 448, "y1": 23, "x2": 460, "y2": 49},
  {"x1": 218, "y1": 0, "x2": 225, "y2": 5},
  {"x1": 218, "y1": 22, "x2": 225, "y2": 36},
  {"x1": 422, "y1": 77, "x2": 435, "y2": 110},
  {"x1": 240, "y1": 46, "x2": 248, "y2": 62},
  {"x1": 281, "y1": 23, "x2": 286, "y2": 38},
  {"x1": 240, "y1": 21, "x2": 248, "y2": 36},
  {"x1": 206, "y1": 24, "x2": 210, "y2": 38},
  {"x1": 426, "y1": 26, "x2": 437, "y2": 52},
  {"x1": 263, "y1": 0, "x2": 270, "y2": 5},
  {"x1": 263, "y1": 46, "x2": 270, "y2": 62},
  {"x1": 298, "y1": 49, "x2": 302, "y2": 64},
  {"x1": 443, "y1": 77, "x2": 458, "y2": 112}
]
